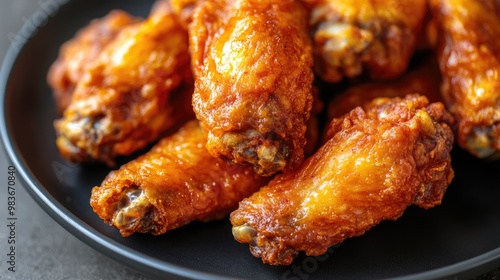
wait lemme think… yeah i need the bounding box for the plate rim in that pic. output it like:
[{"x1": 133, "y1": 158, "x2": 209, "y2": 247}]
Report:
[
  {"x1": 1, "y1": 1, "x2": 500, "y2": 279},
  {"x1": 0, "y1": 48, "x2": 236, "y2": 280},
  {"x1": 0, "y1": 1, "x2": 232, "y2": 279}
]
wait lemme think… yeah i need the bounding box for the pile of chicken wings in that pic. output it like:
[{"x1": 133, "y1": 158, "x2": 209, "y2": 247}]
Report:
[{"x1": 48, "y1": 0, "x2": 500, "y2": 266}]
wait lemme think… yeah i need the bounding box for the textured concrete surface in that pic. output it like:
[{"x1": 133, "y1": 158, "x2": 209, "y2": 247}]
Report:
[
  {"x1": 1, "y1": 1, "x2": 500, "y2": 280},
  {"x1": 0, "y1": 0, "x2": 149, "y2": 279}
]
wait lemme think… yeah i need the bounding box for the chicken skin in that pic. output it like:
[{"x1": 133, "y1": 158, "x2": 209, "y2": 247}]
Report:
[
  {"x1": 90, "y1": 120, "x2": 269, "y2": 237},
  {"x1": 169, "y1": 0, "x2": 202, "y2": 27},
  {"x1": 54, "y1": 5, "x2": 194, "y2": 165},
  {"x1": 231, "y1": 95, "x2": 455, "y2": 265},
  {"x1": 327, "y1": 54, "x2": 443, "y2": 122},
  {"x1": 189, "y1": 0, "x2": 314, "y2": 176},
  {"x1": 47, "y1": 10, "x2": 140, "y2": 113},
  {"x1": 305, "y1": 0, "x2": 427, "y2": 83},
  {"x1": 430, "y1": 0, "x2": 500, "y2": 158}
]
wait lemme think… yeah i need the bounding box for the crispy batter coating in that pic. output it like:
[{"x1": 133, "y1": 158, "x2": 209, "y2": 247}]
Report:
[
  {"x1": 189, "y1": 0, "x2": 314, "y2": 176},
  {"x1": 230, "y1": 95, "x2": 455, "y2": 265},
  {"x1": 54, "y1": 6, "x2": 194, "y2": 165},
  {"x1": 47, "y1": 10, "x2": 140, "y2": 113},
  {"x1": 430, "y1": 0, "x2": 500, "y2": 158},
  {"x1": 327, "y1": 54, "x2": 443, "y2": 122},
  {"x1": 169, "y1": 0, "x2": 202, "y2": 27},
  {"x1": 305, "y1": 0, "x2": 427, "y2": 82},
  {"x1": 90, "y1": 120, "x2": 269, "y2": 237}
]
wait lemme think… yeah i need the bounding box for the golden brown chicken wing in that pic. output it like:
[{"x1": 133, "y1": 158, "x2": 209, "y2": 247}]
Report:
[
  {"x1": 327, "y1": 54, "x2": 443, "y2": 122},
  {"x1": 90, "y1": 120, "x2": 269, "y2": 237},
  {"x1": 231, "y1": 94, "x2": 455, "y2": 265},
  {"x1": 189, "y1": 0, "x2": 314, "y2": 176},
  {"x1": 54, "y1": 5, "x2": 194, "y2": 165},
  {"x1": 430, "y1": 0, "x2": 500, "y2": 158},
  {"x1": 305, "y1": 0, "x2": 427, "y2": 83},
  {"x1": 47, "y1": 10, "x2": 140, "y2": 113},
  {"x1": 169, "y1": 0, "x2": 202, "y2": 27}
]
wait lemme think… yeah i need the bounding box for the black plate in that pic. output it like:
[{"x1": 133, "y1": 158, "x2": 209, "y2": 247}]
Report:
[{"x1": 2, "y1": 1, "x2": 500, "y2": 279}]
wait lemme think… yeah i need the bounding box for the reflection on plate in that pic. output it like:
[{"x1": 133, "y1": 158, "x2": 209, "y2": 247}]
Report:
[{"x1": 2, "y1": 0, "x2": 500, "y2": 279}]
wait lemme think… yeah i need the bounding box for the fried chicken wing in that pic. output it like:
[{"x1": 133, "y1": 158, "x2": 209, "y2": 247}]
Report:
[
  {"x1": 305, "y1": 0, "x2": 427, "y2": 83},
  {"x1": 47, "y1": 10, "x2": 140, "y2": 113},
  {"x1": 189, "y1": 0, "x2": 314, "y2": 176},
  {"x1": 230, "y1": 94, "x2": 455, "y2": 265},
  {"x1": 90, "y1": 120, "x2": 269, "y2": 237},
  {"x1": 430, "y1": 0, "x2": 500, "y2": 158},
  {"x1": 169, "y1": 0, "x2": 202, "y2": 27},
  {"x1": 327, "y1": 54, "x2": 443, "y2": 122},
  {"x1": 54, "y1": 5, "x2": 194, "y2": 165}
]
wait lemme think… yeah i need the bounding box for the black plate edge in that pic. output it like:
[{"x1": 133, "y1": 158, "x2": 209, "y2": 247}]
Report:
[
  {"x1": 0, "y1": 3, "x2": 236, "y2": 279},
  {"x1": 0, "y1": 1, "x2": 499, "y2": 280},
  {"x1": 0, "y1": 71, "x2": 235, "y2": 280},
  {"x1": 391, "y1": 248, "x2": 500, "y2": 280}
]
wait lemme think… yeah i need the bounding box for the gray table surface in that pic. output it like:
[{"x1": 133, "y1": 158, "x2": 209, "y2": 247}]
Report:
[
  {"x1": 0, "y1": 0, "x2": 150, "y2": 279},
  {"x1": 1, "y1": 1, "x2": 500, "y2": 280}
]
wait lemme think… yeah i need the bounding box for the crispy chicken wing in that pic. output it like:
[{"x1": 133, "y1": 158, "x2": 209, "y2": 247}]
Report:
[
  {"x1": 305, "y1": 0, "x2": 427, "y2": 82},
  {"x1": 47, "y1": 10, "x2": 140, "y2": 113},
  {"x1": 189, "y1": 0, "x2": 314, "y2": 176},
  {"x1": 54, "y1": 5, "x2": 194, "y2": 165},
  {"x1": 90, "y1": 120, "x2": 269, "y2": 237},
  {"x1": 327, "y1": 54, "x2": 443, "y2": 122},
  {"x1": 230, "y1": 95, "x2": 455, "y2": 265},
  {"x1": 169, "y1": 0, "x2": 202, "y2": 27},
  {"x1": 430, "y1": 0, "x2": 500, "y2": 158}
]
